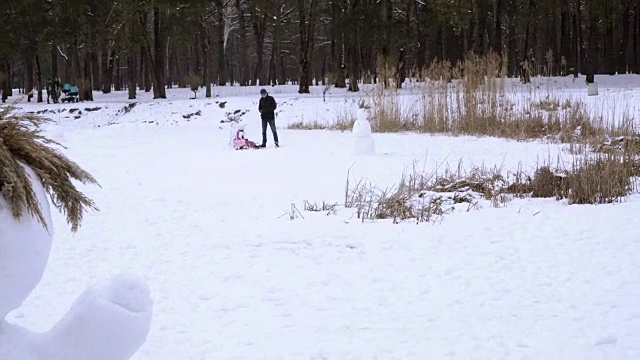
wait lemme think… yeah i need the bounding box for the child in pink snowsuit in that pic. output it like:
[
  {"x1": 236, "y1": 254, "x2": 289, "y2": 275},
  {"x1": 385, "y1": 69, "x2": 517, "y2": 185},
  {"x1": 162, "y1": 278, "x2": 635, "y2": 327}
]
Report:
[{"x1": 233, "y1": 125, "x2": 258, "y2": 150}]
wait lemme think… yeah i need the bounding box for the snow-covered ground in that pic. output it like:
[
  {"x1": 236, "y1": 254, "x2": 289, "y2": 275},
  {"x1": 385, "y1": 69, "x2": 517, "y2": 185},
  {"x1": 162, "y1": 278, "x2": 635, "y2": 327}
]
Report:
[{"x1": 4, "y1": 74, "x2": 640, "y2": 359}]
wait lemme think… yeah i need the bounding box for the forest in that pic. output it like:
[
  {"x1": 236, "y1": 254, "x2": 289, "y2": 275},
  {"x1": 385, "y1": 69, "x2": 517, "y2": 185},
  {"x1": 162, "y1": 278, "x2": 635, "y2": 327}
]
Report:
[{"x1": 0, "y1": 0, "x2": 636, "y2": 101}]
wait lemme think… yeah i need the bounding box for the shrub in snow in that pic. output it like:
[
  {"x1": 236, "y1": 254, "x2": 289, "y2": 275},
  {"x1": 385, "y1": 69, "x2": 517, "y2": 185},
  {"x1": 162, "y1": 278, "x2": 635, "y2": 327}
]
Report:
[
  {"x1": 352, "y1": 118, "x2": 375, "y2": 155},
  {"x1": 0, "y1": 105, "x2": 153, "y2": 359}
]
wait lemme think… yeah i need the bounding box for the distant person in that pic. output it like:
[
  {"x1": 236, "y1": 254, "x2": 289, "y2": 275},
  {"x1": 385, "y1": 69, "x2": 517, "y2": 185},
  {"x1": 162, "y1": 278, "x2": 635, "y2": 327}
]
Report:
[
  {"x1": 258, "y1": 88, "x2": 279, "y2": 148},
  {"x1": 46, "y1": 78, "x2": 54, "y2": 104},
  {"x1": 47, "y1": 77, "x2": 61, "y2": 103},
  {"x1": 53, "y1": 77, "x2": 61, "y2": 102}
]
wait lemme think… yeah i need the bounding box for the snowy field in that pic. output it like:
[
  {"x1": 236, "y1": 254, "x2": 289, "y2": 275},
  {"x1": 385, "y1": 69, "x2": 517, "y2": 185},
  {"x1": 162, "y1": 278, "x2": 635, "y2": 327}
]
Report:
[{"x1": 4, "y1": 74, "x2": 640, "y2": 359}]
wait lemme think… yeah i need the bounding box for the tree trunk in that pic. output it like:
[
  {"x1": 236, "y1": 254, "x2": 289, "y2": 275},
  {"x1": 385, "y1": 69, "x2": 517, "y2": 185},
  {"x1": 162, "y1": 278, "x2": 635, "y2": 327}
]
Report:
[
  {"x1": 330, "y1": 0, "x2": 345, "y2": 87},
  {"x1": 395, "y1": 47, "x2": 405, "y2": 89},
  {"x1": 268, "y1": 45, "x2": 276, "y2": 85},
  {"x1": 114, "y1": 55, "x2": 122, "y2": 91},
  {"x1": 149, "y1": 6, "x2": 167, "y2": 98},
  {"x1": 199, "y1": 21, "x2": 212, "y2": 97},
  {"x1": 634, "y1": 3, "x2": 640, "y2": 73},
  {"x1": 274, "y1": 7, "x2": 287, "y2": 85},
  {"x1": 252, "y1": 13, "x2": 267, "y2": 85},
  {"x1": 81, "y1": 52, "x2": 94, "y2": 101},
  {"x1": 297, "y1": 0, "x2": 316, "y2": 93},
  {"x1": 51, "y1": 43, "x2": 58, "y2": 79},
  {"x1": 35, "y1": 54, "x2": 43, "y2": 103},
  {"x1": 236, "y1": 0, "x2": 249, "y2": 86},
  {"x1": 520, "y1": 0, "x2": 532, "y2": 83},
  {"x1": 573, "y1": 9, "x2": 581, "y2": 76},
  {"x1": 62, "y1": 44, "x2": 71, "y2": 82},
  {"x1": 507, "y1": 0, "x2": 518, "y2": 76},
  {"x1": 103, "y1": 50, "x2": 115, "y2": 93},
  {"x1": 215, "y1": 0, "x2": 226, "y2": 86},
  {"x1": 472, "y1": 0, "x2": 488, "y2": 55},
  {"x1": 617, "y1": 2, "x2": 631, "y2": 74},
  {"x1": 91, "y1": 51, "x2": 100, "y2": 91},
  {"x1": 347, "y1": 12, "x2": 360, "y2": 94},
  {"x1": 493, "y1": 0, "x2": 503, "y2": 53},
  {"x1": 604, "y1": 22, "x2": 616, "y2": 75},
  {"x1": 128, "y1": 51, "x2": 137, "y2": 100},
  {"x1": 348, "y1": 45, "x2": 359, "y2": 92},
  {"x1": 139, "y1": 45, "x2": 146, "y2": 90},
  {"x1": 25, "y1": 57, "x2": 34, "y2": 101},
  {"x1": 379, "y1": 0, "x2": 393, "y2": 88},
  {"x1": 1, "y1": 60, "x2": 11, "y2": 102},
  {"x1": 585, "y1": 0, "x2": 597, "y2": 82},
  {"x1": 560, "y1": 0, "x2": 570, "y2": 75},
  {"x1": 415, "y1": 15, "x2": 427, "y2": 76},
  {"x1": 320, "y1": 47, "x2": 326, "y2": 85}
]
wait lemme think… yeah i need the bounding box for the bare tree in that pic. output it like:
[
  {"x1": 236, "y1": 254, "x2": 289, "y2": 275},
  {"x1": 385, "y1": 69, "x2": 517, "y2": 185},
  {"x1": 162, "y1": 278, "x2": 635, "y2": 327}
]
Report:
[
  {"x1": 250, "y1": 0, "x2": 269, "y2": 85},
  {"x1": 296, "y1": 0, "x2": 317, "y2": 93},
  {"x1": 235, "y1": 0, "x2": 250, "y2": 86}
]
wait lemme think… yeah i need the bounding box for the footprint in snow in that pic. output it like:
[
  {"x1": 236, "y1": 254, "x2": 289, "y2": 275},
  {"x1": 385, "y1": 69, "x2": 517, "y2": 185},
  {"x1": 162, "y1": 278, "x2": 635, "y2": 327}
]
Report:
[{"x1": 594, "y1": 335, "x2": 617, "y2": 346}]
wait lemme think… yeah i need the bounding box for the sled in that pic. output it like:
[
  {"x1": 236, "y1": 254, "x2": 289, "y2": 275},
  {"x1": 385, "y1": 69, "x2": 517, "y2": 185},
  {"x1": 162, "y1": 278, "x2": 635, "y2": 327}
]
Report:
[{"x1": 234, "y1": 145, "x2": 262, "y2": 150}]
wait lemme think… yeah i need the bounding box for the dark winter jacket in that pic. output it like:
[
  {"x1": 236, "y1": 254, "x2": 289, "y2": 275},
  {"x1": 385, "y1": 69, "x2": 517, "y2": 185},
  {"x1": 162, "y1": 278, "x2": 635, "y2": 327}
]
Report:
[{"x1": 259, "y1": 95, "x2": 277, "y2": 120}]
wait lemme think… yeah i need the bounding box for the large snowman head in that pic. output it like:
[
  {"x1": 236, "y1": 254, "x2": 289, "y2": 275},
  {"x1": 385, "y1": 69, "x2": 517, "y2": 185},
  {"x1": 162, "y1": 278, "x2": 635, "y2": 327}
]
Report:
[
  {"x1": 0, "y1": 107, "x2": 98, "y2": 321},
  {"x1": 0, "y1": 165, "x2": 54, "y2": 319},
  {"x1": 0, "y1": 109, "x2": 152, "y2": 360}
]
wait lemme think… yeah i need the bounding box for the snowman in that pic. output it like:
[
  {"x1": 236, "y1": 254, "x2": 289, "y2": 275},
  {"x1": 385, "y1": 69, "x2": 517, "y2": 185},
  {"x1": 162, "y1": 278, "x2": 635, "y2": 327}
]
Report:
[
  {"x1": 352, "y1": 116, "x2": 375, "y2": 155},
  {"x1": 0, "y1": 112, "x2": 152, "y2": 359}
]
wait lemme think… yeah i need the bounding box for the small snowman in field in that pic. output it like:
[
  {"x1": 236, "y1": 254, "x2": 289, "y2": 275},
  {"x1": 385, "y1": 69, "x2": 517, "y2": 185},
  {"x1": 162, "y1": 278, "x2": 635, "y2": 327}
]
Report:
[{"x1": 352, "y1": 117, "x2": 375, "y2": 155}]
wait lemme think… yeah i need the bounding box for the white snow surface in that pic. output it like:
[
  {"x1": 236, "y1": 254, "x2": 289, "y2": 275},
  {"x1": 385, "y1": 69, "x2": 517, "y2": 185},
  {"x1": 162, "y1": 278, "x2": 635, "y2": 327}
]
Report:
[{"x1": 3, "y1": 74, "x2": 640, "y2": 359}]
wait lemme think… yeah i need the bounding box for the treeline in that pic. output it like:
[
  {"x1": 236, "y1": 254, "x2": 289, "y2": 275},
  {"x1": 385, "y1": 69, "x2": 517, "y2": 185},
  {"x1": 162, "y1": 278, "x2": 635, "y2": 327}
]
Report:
[{"x1": 0, "y1": 0, "x2": 636, "y2": 101}]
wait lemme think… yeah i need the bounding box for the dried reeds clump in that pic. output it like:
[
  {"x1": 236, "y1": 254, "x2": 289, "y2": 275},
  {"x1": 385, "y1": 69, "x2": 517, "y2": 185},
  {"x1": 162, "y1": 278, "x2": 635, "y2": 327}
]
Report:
[
  {"x1": 362, "y1": 52, "x2": 636, "y2": 145},
  {"x1": 0, "y1": 104, "x2": 98, "y2": 232},
  {"x1": 565, "y1": 154, "x2": 635, "y2": 205},
  {"x1": 343, "y1": 153, "x2": 640, "y2": 224}
]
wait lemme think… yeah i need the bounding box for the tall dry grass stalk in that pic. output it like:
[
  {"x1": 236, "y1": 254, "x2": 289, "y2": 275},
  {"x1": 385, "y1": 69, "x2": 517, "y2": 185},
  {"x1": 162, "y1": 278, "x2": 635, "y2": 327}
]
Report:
[
  {"x1": 287, "y1": 106, "x2": 356, "y2": 131},
  {"x1": 565, "y1": 152, "x2": 638, "y2": 204},
  {"x1": 0, "y1": 104, "x2": 98, "y2": 232}
]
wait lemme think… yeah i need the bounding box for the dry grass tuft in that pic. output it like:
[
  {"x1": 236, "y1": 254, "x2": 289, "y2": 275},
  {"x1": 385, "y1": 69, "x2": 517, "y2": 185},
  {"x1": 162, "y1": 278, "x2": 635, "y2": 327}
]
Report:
[
  {"x1": 287, "y1": 120, "x2": 328, "y2": 130},
  {"x1": 287, "y1": 107, "x2": 356, "y2": 131},
  {"x1": 303, "y1": 200, "x2": 338, "y2": 215},
  {"x1": 344, "y1": 161, "x2": 508, "y2": 223},
  {"x1": 530, "y1": 166, "x2": 566, "y2": 198},
  {"x1": 596, "y1": 136, "x2": 640, "y2": 154},
  {"x1": 0, "y1": 104, "x2": 99, "y2": 232},
  {"x1": 343, "y1": 152, "x2": 640, "y2": 223},
  {"x1": 564, "y1": 154, "x2": 637, "y2": 204},
  {"x1": 532, "y1": 96, "x2": 571, "y2": 112}
]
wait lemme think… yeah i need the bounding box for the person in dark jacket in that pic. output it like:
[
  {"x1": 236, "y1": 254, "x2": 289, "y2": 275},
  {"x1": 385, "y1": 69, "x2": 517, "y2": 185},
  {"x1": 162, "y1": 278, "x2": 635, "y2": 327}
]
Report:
[
  {"x1": 46, "y1": 78, "x2": 54, "y2": 104},
  {"x1": 258, "y1": 88, "x2": 279, "y2": 148}
]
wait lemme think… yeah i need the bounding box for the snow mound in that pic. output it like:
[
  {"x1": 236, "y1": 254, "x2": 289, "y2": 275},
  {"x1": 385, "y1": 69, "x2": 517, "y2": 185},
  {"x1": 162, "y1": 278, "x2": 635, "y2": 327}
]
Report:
[{"x1": 44, "y1": 274, "x2": 153, "y2": 360}]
